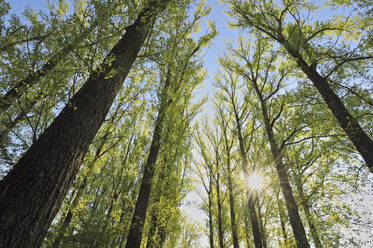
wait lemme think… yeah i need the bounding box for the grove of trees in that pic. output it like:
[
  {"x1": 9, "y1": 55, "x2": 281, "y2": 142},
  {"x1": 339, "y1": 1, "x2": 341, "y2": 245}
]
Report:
[{"x1": 0, "y1": 0, "x2": 372, "y2": 247}]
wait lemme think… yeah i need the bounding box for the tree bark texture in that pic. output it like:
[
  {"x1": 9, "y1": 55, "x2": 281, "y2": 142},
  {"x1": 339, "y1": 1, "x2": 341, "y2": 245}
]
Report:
[{"x1": 0, "y1": 2, "x2": 169, "y2": 247}]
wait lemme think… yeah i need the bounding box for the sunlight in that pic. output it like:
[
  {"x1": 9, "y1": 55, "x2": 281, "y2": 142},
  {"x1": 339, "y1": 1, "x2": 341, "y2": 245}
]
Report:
[{"x1": 247, "y1": 172, "x2": 265, "y2": 190}]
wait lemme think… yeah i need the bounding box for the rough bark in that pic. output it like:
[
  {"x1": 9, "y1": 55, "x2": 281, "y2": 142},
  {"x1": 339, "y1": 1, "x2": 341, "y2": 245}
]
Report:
[
  {"x1": 281, "y1": 40, "x2": 373, "y2": 172},
  {"x1": 0, "y1": 2, "x2": 168, "y2": 247}
]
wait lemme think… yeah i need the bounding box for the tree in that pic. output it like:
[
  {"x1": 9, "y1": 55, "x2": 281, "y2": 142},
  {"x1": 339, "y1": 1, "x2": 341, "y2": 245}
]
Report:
[
  {"x1": 224, "y1": 0, "x2": 373, "y2": 172},
  {"x1": 0, "y1": 1, "x2": 172, "y2": 246},
  {"x1": 221, "y1": 35, "x2": 311, "y2": 247}
]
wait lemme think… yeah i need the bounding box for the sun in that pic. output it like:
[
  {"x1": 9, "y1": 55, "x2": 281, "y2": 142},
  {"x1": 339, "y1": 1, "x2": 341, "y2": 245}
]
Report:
[{"x1": 247, "y1": 172, "x2": 265, "y2": 190}]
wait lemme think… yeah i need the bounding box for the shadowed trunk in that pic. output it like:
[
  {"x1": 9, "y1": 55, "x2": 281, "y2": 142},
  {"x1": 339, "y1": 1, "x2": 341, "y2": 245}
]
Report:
[
  {"x1": 227, "y1": 160, "x2": 239, "y2": 248},
  {"x1": 293, "y1": 169, "x2": 322, "y2": 248},
  {"x1": 253, "y1": 82, "x2": 310, "y2": 248},
  {"x1": 125, "y1": 67, "x2": 172, "y2": 248},
  {"x1": 0, "y1": 2, "x2": 169, "y2": 247},
  {"x1": 232, "y1": 99, "x2": 263, "y2": 248},
  {"x1": 282, "y1": 40, "x2": 373, "y2": 172},
  {"x1": 276, "y1": 191, "x2": 288, "y2": 247},
  {"x1": 208, "y1": 172, "x2": 214, "y2": 248},
  {"x1": 216, "y1": 174, "x2": 224, "y2": 248}
]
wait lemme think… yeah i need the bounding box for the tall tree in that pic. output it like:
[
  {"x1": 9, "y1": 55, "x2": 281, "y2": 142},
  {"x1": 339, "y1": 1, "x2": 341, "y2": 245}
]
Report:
[
  {"x1": 225, "y1": 0, "x2": 373, "y2": 171},
  {"x1": 0, "y1": 1, "x2": 172, "y2": 247},
  {"x1": 125, "y1": 4, "x2": 216, "y2": 246},
  {"x1": 221, "y1": 35, "x2": 311, "y2": 247}
]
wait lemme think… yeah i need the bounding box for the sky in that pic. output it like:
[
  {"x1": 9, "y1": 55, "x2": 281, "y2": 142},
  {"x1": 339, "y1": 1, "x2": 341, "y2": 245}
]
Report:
[{"x1": 5, "y1": 0, "x2": 372, "y2": 246}]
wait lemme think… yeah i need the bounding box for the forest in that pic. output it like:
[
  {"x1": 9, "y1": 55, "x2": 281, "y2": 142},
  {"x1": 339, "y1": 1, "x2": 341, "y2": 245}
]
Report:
[{"x1": 0, "y1": 0, "x2": 372, "y2": 247}]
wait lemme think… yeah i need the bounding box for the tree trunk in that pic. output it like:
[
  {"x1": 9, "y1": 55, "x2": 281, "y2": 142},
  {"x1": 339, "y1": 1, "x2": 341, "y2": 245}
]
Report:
[
  {"x1": 248, "y1": 192, "x2": 263, "y2": 248},
  {"x1": 0, "y1": 2, "x2": 169, "y2": 247},
  {"x1": 254, "y1": 86, "x2": 310, "y2": 248},
  {"x1": 293, "y1": 170, "x2": 322, "y2": 248},
  {"x1": 125, "y1": 66, "x2": 173, "y2": 248},
  {"x1": 227, "y1": 161, "x2": 239, "y2": 248},
  {"x1": 216, "y1": 176, "x2": 224, "y2": 248},
  {"x1": 283, "y1": 41, "x2": 373, "y2": 172},
  {"x1": 256, "y1": 200, "x2": 267, "y2": 248},
  {"x1": 208, "y1": 172, "x2": 214, "y2": 248},
  {"x1": 232, "y1": 101, "x2": 263, "y2": 248},
  {"x1": 276, "y1": 191, "x2": 288, "y2": 247}
]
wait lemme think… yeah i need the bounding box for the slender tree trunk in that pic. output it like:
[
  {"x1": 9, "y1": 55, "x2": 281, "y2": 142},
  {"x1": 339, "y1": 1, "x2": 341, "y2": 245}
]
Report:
[
  {"x1": 0, "y1": 23, "x2": 97, "y2": 119},
  {"x1": 293, "y1": 170, "x2": 322, "y2": 248},
  {"x1": 253, "y1": 84, "x2": 310, "y2": 248},
  {"x1": 125, "y1": 66, "x2": 173, "y2": 248},
  {"x1": 256, "y1": 200, "x2": 267, "y2": 248},
  {"x1": 216, "y1": 176, "x2": 224, "y2": 248},
  {"x1": 248, "y1": 192, "x2": 263, "y2": 248},
  {"x1": 276, "y1": 191, "x2": 288, "y2": 247},
  {"x1": 232, "y1": 103, "x2": 263, "y2": 248},
  {"x1": 282, "y1": 41, "x2": 373, "y2": 171},
  {"x1": 227, "y1": 162, "x2": 239, "y2": 248},
  {"x1": 208, "y1": 172, "x2": 214, "y2": 248},
  {"x1": 0, "y1": 2, "x2": 169, "y2": 247}
]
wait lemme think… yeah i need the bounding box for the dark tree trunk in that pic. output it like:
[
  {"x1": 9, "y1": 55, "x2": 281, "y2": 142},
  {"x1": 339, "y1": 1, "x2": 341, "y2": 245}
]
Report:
[
  {"x1": 293, "y1": 170, "x2": 322, "y2": 248},
  {"x1": 276, "y1": 191, "x2": 288, "y2": 247},
  {"x1": 216, "y1": 176, "x2": 224, "y2": 248},
  {"x1": 0, "y1": 2, "x2": 169, "y2": 247},
  {"x1": 208, "y1": 172, "x2": 214, "y2": 248},
  {"x1": 283, "y1": 41, "x2": 373, "y2": 172},
  {"x1": 256, "y1": 200, "x2": 267, "y2": 248},
  {"x1": 227, "y1": 161, "x2": 239, "y2": 248},
  {"x1": 253, "y1": 84, "x2": 310, "y2": 248},
  {"x1": 248, "y1": 193, "x2": 263, "y2": 248},
  {"x1": 232, "y1": 101, "x2": 263, "y2": 248},
  {"x1": 125, "y1": 66, "x2": 173, "y2": 248}
]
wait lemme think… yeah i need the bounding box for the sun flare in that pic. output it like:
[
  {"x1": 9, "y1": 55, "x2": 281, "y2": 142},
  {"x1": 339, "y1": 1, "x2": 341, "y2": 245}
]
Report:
[{"x1": 247, "y1": 173, "x2": 265, "y2": 190}]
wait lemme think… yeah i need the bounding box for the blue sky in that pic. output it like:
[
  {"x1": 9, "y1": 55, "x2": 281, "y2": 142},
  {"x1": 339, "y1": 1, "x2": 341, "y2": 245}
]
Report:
[{"x1": 6, "y1": 0, "x2": 237, "y2": 113}]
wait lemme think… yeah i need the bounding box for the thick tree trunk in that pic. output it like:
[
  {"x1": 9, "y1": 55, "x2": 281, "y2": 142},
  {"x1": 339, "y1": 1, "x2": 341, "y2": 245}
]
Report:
[
  {"x1": 283, "y1": 42, "x2": 373, "y2": 172},
  {"x1": 125, "y1": 67, "x2": 172, "y2": 248},
  {"x1": 0, "y1": 23, "x2": 97, "y2": 119},
  {"x1": 0, "y1": 2, "x2": 168, "y2": 247},
  {"x1": 254, "y1": 87, "x2": 310, "y2": 248}
]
